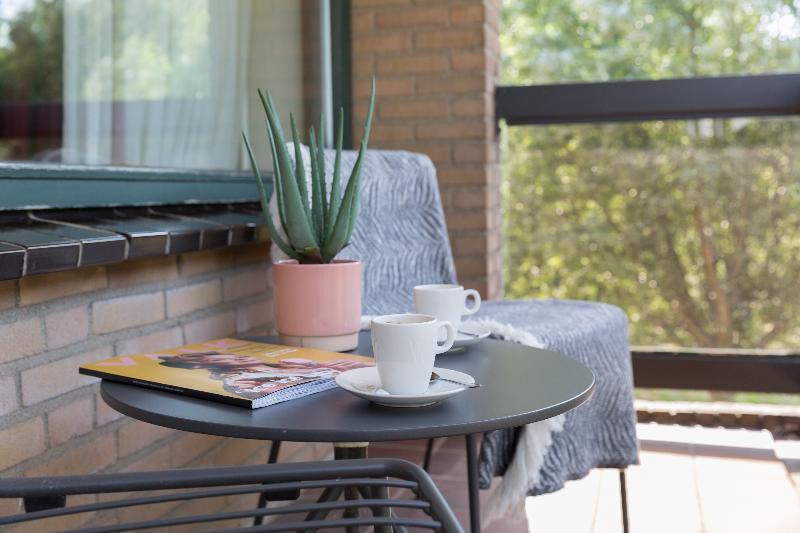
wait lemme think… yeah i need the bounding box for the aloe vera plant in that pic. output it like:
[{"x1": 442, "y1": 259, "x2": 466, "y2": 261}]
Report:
[{"x1": 242, "y1": 79, "x2": 376, "y2": 264}]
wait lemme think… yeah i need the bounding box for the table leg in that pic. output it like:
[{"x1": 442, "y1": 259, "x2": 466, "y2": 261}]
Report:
[
  {"x1": 370, "y1": 484, "x2": 393, "y2": 533},
  {"x1": 334, "y1": 443, "x2": 370, "y2": 533},
  {"x1": 299, "y1": 486, "x2": 345, "y2": 533},
  {"x1": 423, "y1": 438, "x2": 435, "y2": 472},
  {"x1": 253, "y1": 440, "x2": 282, "y2": 526},
  {"x1": 465, "y1": 434, "x2": 481, "y2": 533},
  {"x1": 619, "y1": 469, "x2": 630, "y2": 533}
]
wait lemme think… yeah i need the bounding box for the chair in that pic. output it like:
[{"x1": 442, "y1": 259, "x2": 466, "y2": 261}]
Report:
[
  {"x1": 318, "y1": 147, "x2": 638, "y2": 529},
  {"x1": 0, "y1": 458, "x2": 464, "y2": 532}
]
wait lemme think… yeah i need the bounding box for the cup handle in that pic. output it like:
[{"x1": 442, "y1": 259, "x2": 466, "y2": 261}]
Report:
[
  {"x1": 463, "y1": 289, "x2": 481, "y2": 315},
  {"x1": 435, "y1": 321, "x2": 456, "y2": 354}
]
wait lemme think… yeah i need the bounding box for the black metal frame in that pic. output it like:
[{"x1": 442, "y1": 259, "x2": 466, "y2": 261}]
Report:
[
  {"x1": 495, "y1": 71, "x2": 800, "y2": 396},
  {"x1": 495, "y1": 73, "x2": 800, "y2": 125},
  {"x1": 633, "y1": 350, "x2": 800, "y2": 393},
  {"x1": 0, "y1": 458, "x2": 464, "y2": 533}
]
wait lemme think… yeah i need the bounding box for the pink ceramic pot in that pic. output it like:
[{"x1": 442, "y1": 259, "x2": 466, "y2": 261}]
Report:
[{"x1": 273, "y1": 259, "x2": 362, "y2": 352}]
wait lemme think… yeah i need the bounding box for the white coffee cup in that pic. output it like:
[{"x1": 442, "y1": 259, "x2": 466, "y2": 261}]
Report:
[
  {"x1": 371, "y1": 314, "x2": 456, "y2": 395},
  {"x1": 413, "y1": 284, "x2": 481, "y2": 338}
]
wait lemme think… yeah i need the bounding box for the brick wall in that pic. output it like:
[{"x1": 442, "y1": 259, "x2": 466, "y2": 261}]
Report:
[
  {"x1": 351, "y1": 0, "x2": 503, "y2": 298},
  {"x1": 0, "y1": 243, "x2": 329, "y2": 529}
]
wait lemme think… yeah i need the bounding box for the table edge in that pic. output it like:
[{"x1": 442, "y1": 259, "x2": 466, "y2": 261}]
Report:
[{"x1": 101, "y1": 374, "x2": 595, "y2": 442}]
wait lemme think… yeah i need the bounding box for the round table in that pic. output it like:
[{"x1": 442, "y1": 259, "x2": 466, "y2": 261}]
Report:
[{"x1": 101, "y1": 332, "x2": 594, "y2": 531}]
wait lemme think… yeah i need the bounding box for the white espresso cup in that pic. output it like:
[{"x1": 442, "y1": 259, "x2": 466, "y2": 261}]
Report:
[
  {"x1": 413, "y1": 284, "x2": 481, "y2": 338},
  {"x1": 371, "y1": 314, "x2": 456, "y2": 395}
]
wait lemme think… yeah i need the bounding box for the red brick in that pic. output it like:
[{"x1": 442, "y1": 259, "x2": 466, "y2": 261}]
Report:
[
  {"x1": 377, "y1": 54, "x2": 448, "y2": 75},
  {"x1": 417, "y1": 75, "x2": 485, "y2": 95},
  {"x1": 410, "y1": 143, "x2": 451, "y2": 166},
  {"x1": 458, "y1": 277, "x2": 488, "y2": 300},
  {"x1": 370, "y1": 123, "x2": 416, "y2": 142},
  {"x1": 414, "y1": 28, "x2": 483, "y2": 50},
  {"x1": 452, "y1": 96, "x2": 488, "y2": 117},
  {"x1": 437, "y1": 166, "x2": 488, "y2": 184},
  {"x1": 379, "y1": 98, "x2": 449, "y2": 119},
  {"x1": 353, "y1": 32, "x2": 410, "y2": 54},
  {"x1": 375, "y1": 6, "x2": 448, "y2": 29},
  {"x1": 351, "y1": 10, "x2": 374, "y2": 32},
  {"x1": 356, "y1": 76, "x2": 414, "y2": 98},
  {"x1": 452, "y1": 187, "x2": 488, "y2": 209},
  {"x1": 450, "y1": 4, "x2": 485, "y2": 25},
  {"x1": 416, "y1": 121, "x2": 485, "y2": 141},
  {"x1": 452, "y1": 51, "x2": 486, "y2": 71},
  {"x1": 452, "y1": 233, "x2": 489, "y2": 256},
  {"x1": 453, "y1": 140, "x2": 489, "y2": 163},
  {"x1": 354, "y1": 0, "x2": 412, "y2": 6},
  {"x1": 353, "y1": 55, "x2": 376, "y2": 77},
  {"x1": 443, "y1": 210, "x2": 487, "y2": 230}
]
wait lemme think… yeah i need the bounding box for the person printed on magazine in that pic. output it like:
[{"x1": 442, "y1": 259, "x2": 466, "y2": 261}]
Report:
[{"x1": 159, "y1": 351, "x2": 369, "y2": 399}]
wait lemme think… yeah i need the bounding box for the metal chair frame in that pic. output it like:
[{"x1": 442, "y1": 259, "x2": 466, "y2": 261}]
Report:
[
  {"x1": 422, "y1": 437, "x2": 631, "y2": 533},
  {"x1": 0, "y1": 458, "x2": 464, "y2": 533}
]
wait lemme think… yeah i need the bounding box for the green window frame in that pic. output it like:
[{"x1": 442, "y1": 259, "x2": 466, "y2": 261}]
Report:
[{"x1": 0, "y1": 0, "x2": 352, "y2": 211}]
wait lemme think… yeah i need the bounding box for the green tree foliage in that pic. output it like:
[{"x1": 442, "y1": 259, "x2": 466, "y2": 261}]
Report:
[
  {"x1": 0, "y1": 0, "x2": 63, "y2": 102},
  {"x1": 502, "y1": 0, "x2": 800, "y2": 348}
]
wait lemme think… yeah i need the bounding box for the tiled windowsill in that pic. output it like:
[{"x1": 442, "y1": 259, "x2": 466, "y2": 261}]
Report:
[{"x1": 0, "y1": 203, "x2": 267, "y2": 280}]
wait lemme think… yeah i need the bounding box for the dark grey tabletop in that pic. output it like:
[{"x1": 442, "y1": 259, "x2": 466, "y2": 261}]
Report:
[{"x1": 101, "y1": 332, "x2": 595, "y2": 443}]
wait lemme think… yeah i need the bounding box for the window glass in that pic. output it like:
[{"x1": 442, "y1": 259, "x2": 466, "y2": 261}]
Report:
[
  {"x1": 0, "y1": 0, "x2": 323, "y2": 170},
  {"x1": 502, "y1": 0, "x2": 800, "y2": 85}
]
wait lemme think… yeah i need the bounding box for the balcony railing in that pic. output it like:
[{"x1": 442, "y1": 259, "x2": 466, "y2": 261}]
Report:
[{"x1": 496, "y1": 73, "x2": 800, "y2": 396}]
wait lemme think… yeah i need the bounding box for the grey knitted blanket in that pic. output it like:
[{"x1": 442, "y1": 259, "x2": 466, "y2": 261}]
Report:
[{"x1": 284, "y1": 146, "x2": 639, "y2": 506}]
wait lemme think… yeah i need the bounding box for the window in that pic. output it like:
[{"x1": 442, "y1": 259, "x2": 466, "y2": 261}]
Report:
[
  {"x1": 497, "y1": 0, "x2": 800, "y2": 398},
  {"x1": 0, "y1": 0, "x2": 344, "y2": 208},
  {"x1": 502, "y1": 0, "x2": 800, "y2": 84}
]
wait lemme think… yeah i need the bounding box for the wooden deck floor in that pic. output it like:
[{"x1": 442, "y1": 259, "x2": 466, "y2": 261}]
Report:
[{"x1": 369, "y1": 424, "x2": 800, "y2": 532}]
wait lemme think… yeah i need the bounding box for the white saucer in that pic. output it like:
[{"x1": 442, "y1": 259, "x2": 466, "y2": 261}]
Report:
[
  {"x1": 452, "y1": 322, "x2": 491, "y2": 348},
  {"x1": 335, "y1": 366, "x2": 476, "y2": 408}
]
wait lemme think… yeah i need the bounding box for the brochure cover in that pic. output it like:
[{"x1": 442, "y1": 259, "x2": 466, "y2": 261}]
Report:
[{"x1": 79, "y1": 338, "x2": 374, "y2": 409}]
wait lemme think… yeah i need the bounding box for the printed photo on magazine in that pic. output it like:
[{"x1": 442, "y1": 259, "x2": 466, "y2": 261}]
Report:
[{"x1": 80, "y1": 338, "x2": 374, "y2": 408}]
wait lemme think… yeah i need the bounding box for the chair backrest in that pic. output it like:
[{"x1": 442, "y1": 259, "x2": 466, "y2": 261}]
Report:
[
  {"x1": 280, "y1": 147, "x2": 457, "y2": 314},
  {"x1": 0, "y1": 458, "x2": 464, "y2": 532},
  {"x1": 325, "y1": 148, "x2": 457, "y2": 314}
]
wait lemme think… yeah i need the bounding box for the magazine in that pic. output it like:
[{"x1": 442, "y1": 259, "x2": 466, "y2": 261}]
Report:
[{"x1": 79, "y1": 338, "x2": 374, "y2": 409}]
